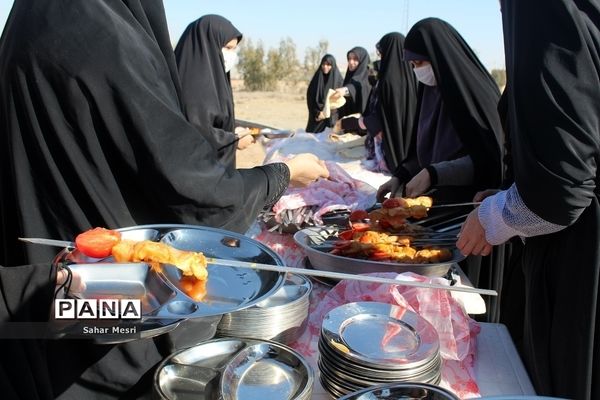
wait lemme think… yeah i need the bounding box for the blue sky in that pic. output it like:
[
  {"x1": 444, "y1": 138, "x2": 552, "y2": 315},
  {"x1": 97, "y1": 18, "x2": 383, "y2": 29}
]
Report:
[{"x1": 1, "y1": 1, "x2": 505, "y2": 70}]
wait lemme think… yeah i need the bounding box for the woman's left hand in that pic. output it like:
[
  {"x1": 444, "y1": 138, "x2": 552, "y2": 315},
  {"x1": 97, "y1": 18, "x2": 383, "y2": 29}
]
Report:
[
  {"x1": 404, "y1": 168, "x2": 431, "y2": 197},
  {"x1": 236, "y1": 134, "x2": 255, "y2": 150},
  {"x1": 456, "y1": 209, "x2": 493, "y2": 256}
]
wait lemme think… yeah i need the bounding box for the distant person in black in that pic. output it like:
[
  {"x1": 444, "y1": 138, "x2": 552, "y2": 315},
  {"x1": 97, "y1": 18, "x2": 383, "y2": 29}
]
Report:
[
  {"x1": 346, "y1": 32, "x2": 418, "y2": 173},
  {"x1": 458, "y1": 0, "x2": 600, "y2": 398},
  {"x1": 377, "y1": 18, "x2": 503, "y2": 204},
  {"x1": 334, "y1": 46, "x2": 372, "y2": 119},
  {"x1": 174, "y1": 14, "x2": 254, "y2": 168},
  {"x1": 305, "y1": 54, "x2": 343, "y2": 133}
]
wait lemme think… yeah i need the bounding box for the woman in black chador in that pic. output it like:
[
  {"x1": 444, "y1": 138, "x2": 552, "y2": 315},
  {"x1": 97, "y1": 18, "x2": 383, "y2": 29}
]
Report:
[
  {"x1": 335, "y1": 46, "x2": 372, "y2": 118},
  {"x1": 458, "y1": 1, "x2": 600, "y2": 398},
  {"x1": 305, "y1": 54, "x2": 343, "y2": 133},
  {"x1": 360, "y1": 32, "x2": 419, "y2": 173},
  {"x1": 377, "y1": 18, "x2": 504, "y2": 204},
  {"x1": 175, "y1": 14, "x2": 251, "y2": 167},
  {"x1": 0, "y1": 1, "x2": 328, "y2": 398}
]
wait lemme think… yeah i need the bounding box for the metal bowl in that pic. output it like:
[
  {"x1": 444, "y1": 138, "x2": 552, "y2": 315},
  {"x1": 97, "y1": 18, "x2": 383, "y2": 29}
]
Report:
[
  {"x1": 337, "y1": 382, "x2": 459, "y2": 400},
  {"x1": 294, "y1": 227, "x2": 462, "y2": 277},
  {"x1": 154, "y1": 337, "x2": 314, "y2": 400}
]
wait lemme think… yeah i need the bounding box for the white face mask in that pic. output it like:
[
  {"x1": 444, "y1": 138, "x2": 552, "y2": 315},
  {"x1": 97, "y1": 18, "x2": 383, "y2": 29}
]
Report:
[
  {"x1": 413, "y1": 64, "x2": 437, "y2": 86},
  {"x1": 222, "y1": 49, "x2": 238, "y2": 73}
]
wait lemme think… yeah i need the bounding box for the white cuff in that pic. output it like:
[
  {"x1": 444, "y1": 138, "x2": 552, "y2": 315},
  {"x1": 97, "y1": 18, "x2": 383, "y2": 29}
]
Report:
[{"x1": 478, "y1": 191, "x2": 520, "y2": 245}]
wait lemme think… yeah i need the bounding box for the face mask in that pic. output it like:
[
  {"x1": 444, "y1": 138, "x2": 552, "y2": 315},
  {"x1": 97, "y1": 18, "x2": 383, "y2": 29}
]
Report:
[
  {"x1": 413, "y1": 64, "x2": 437, "y2": 86},
  {"x1": 222, "y1": 49, "x2": 238, "y2": 73}
]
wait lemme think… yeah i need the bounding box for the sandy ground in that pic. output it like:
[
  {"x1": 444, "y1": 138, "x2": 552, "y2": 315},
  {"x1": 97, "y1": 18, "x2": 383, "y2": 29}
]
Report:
[{"x1": 233, "y1": 89, "x2": 308, "y2": 168}]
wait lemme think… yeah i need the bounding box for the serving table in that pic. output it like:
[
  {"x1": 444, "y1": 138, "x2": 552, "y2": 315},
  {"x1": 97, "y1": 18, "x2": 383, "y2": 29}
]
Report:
[{"x1": 254, "y1": 130, "x2": 535, "y2": 398}]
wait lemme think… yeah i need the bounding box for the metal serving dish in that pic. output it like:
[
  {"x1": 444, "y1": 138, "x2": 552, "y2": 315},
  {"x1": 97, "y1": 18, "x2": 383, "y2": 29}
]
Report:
[
  {"x1": 294, "y1": 227, "x2": 463, "y2": 277},
  {"x1": 337, "y1": 382, "x2": 459, "y2": 400},
  {"x1": 154, "y1": 337, "x2": 314, "y2": 400},
  {"x1": 260, "y1": 128, "x2": 294, "y2": 139},
  {"x1": 52, "y1": 225, "x2": 286, "y2": 342}
]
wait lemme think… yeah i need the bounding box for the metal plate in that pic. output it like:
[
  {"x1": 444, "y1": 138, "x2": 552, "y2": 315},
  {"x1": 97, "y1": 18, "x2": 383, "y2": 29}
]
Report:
[
  {"x1": 321, "y1": 302, "x2": 439, "y2": 370},
  {"x1": 52, "y1": 225, "x2": 286, "y2": 342},
  {"x1": 154, "y1": 338, "x2": 313, "y2": 400},
  {"x1": 261, "y1": 129, "x2": 294, "y2": 139},
  {"x1": 294, "y1": 227, "x2": 463, "y2": 277},
  {"x1": 338, "y1": 382, "x2": 459, "y2": 400}
]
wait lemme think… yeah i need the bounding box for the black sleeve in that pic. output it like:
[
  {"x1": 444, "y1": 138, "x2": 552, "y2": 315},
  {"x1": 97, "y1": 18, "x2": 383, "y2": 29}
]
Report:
[
  {"x1": 0, "y1": 264, "x2": 56, "y2": 323},
  {"x1": 0, "y1": 264, "x2": 56, "y2": 400}
]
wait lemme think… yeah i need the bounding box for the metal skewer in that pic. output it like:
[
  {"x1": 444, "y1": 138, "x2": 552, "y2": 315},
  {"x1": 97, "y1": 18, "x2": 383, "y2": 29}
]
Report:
[
  {"x1": 205, "y1": 257, "x2": 496, "y2": 296},
  {"x1": 19, "y1": 237, "x2": 496, "y2": 296},
  {"x1": 429, "y1": 201, "x2": 481, "y2": 209}
]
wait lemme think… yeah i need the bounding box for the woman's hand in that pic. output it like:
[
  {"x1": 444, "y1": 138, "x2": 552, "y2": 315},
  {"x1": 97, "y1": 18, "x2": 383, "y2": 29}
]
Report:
[
  {"x1": 376, "y1": 177, "x2": 401, "y2": 202},
  {"x1": 456, "y1": 209, "x2": 493, "y2": 256},
  {"x1": 236, "y1": 133, "x2": 255, "y2": 150},
  {"x1": 285, "y1": 153, "x2": 329, "y2": 187},
  {"x1": 57, "y1": 269, "x2": 86, "y2": 294},
  {"x1": 316, "y1": 111, "x2": 326, "y2": 121},
  {"x1": 333, "y1": 88, "x2": 346, "y2": 99},
  {"x1": 404, "y1": 168, "x2": 431, "y2": 197}
]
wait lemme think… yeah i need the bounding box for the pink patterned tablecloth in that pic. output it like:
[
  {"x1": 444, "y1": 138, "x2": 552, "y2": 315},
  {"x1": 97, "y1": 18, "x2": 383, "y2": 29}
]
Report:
[{"x1": 254, "y1": 230, "x2": 482, "y2": 399}]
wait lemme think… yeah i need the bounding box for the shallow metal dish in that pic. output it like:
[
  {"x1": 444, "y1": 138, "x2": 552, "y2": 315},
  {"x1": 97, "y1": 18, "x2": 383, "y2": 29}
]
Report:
[
  {"x1": 261, "y1": 128, "x2": 294, "y2": 139},
  {"x1": 53, "y1": 225, "x2": 286, "y2": 343},
  {"x1": 154, "y1": 337, "x2": 313, "y2": 400},
  {"x1": 321, "y1": 302, "x2": 440, "y2": 371},
  {"x1": 337, "y1": 382, "x2": 459, "y2": 400},
  {"x1": 294, "y1": 227, "x2": 463, "y2": 277}
]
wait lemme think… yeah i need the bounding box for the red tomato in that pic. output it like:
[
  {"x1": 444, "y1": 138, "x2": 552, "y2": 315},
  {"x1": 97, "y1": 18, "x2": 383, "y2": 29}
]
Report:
[
  {"x1": 75, "y1": 227, "x2": 122, "y2": 258},
  {"x1": 349, "y1": 210, "x2": 369, "y2": 222},
  {"x1": 350, "y1": 222, "x2": 371, "y2": 232}
]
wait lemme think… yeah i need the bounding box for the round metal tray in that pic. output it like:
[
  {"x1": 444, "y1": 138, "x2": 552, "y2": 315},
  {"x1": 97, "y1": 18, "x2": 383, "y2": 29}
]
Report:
[
  {"x1": 52, "y1": 224, "x2": 286, "y2": 343},
  {"x1": 338, "y1": 382, "x2": 459, "y2": 400},
  {"x1": 321, "y1": 302, "x2": 440, "y2": 370},
  {"x1": 154, "y1": 337, "x2": 313, "y2": 400},
  {"x1": 294, "y1": 227, "x2": 462, "y2": 277}
]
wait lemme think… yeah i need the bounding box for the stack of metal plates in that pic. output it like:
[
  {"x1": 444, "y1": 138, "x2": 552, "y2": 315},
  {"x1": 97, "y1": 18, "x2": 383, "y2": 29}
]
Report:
[
  {"x1": 318, "y1": 302, "x2": 442, "y2": 398},
  {"x1": 217, "y1": 273, "x2": 312, "y2": 345}
]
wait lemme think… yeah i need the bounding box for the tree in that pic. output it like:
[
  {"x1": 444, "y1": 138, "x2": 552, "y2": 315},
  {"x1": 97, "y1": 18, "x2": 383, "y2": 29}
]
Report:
[
  {"x1": 238, "y1": 37, "x2": 303, "y2": 91},
  {"x1": 238, "y1": 39, "x2": 271, "y2": 91},
  {"x1": 268, "y1": 37, "x2": 301, "y2": 83},
  {"x1": 491, "y1": 69, "x2": 507, "y2": 89}
]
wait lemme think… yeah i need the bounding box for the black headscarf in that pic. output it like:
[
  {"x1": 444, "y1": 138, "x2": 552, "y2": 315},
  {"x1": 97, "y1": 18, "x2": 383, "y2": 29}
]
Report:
[
  {"x1": 174, "y1": 15, "x2": 243, "y2": 167},
  {"x1": 0, "y1": 2, "x2": 290, "y2": 396},
  {"x1": 375, "y1": 32, "x2": 419, "y2": 171},
  {"x1": 503, "y1": 0, "x2": 600, "y2": 226},
  {"x1": 305, "y1": 54, "x2": 343, "y2": 133},
  {"x1": 339, "y1": 46, "x2": 372, "y2": 117},
  {"x1": 403, "y1": 18, "x2": 504, "y2": 190}
]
